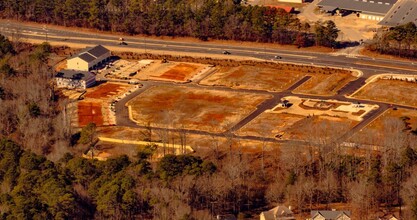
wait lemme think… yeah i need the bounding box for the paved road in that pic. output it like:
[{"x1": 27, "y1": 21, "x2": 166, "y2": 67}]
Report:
[
  {"x1": 0, "y1": 20, "x2": 416, "y2": 76},
  {"x1": 2, "y1": 20, "x2": 417, "y2": 146}
]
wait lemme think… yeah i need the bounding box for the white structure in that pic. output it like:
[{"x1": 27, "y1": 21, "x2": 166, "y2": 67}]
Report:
[
  {"x1": 67, "y1": 45, "x2": 111, "y2": 71},
  {"x1": 278, "y1": 0, "x2": 303, "y2": 3},
  {"x1": 55, "y1": 70, "x2": 96, "y2": 90},
  {"x1": 260, "y1": 206, "x2": 295, "y2": 220}
]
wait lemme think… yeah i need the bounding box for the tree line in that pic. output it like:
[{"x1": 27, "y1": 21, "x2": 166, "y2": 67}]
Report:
[
  {"x1": 0, "y1": 0, "x2": 339, "y2": 47},
  {"x1": 367, "y1": 22, "x2": 417, "y2": 59}
]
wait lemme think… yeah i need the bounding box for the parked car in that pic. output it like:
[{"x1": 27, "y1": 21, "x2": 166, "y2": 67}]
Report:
[
  {"x1": 223, "y1": 50, "x2": 231, "y2": 55},
  {"x1": 274, "y1": 55, "x2": 282, "y2": 59}
]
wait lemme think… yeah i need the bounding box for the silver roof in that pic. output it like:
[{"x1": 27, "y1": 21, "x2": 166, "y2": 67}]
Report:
[
  {"x1": 379, "y1": 0, "x2": 417, "y2": 26},
  {"x1": 317, "y1": 0, "x2": 397, "y2": 15}
]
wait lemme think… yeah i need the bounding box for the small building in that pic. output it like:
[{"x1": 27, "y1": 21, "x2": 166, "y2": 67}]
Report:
[
  {"x1": 379, "y1": 0, "x2": 417, "y2": 26},
  {"x1": 317, "y1": 0, "x2": 397, "y2": 21},
  {"x1": 260, "y1": 206, "x2": 295, "y2": 220},
  {"x1": 311, "y1": 210, "x2": 351, "y2": 220},
  {"x1": 55, "y1": 69, "x2": 96, "y2": 90},
  {"x1": 67, "y1": 45, "x2": 111, "y2": 71}
]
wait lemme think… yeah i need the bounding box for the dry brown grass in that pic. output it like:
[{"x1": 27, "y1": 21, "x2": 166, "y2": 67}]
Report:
[
  {"x1": 127, "y1": 86, "x2": 271, "y2": 133},
  {"x1": 200, "y1": 65, "x2": 303, "y2": 92},
  {"x1": 158, "y1": 63, "x2": 201, "y2": 81},
  {"x1": 353, "y1": 79, "x2": 417, "y2": 107},
  {"x1": 236, "y1": 112, "x2": 304, "y2": 139},
  {"x1": 293, "y1": 72, "x2": 357, "y2": 96},
  {"x1": 349, "y1": 108, "x2": 417, "y2": 145},
  {"x1": 285, "y1": 115, "x2": 357, "y2": 140}
]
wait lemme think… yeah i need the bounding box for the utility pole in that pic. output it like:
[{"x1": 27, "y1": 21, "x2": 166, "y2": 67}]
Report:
[
  {"x1": 43, "y1": 25, "x2": 48, "y2": 42},
  {"x1": 144, "y1": 36, "x2": 147, "y2": 54}
]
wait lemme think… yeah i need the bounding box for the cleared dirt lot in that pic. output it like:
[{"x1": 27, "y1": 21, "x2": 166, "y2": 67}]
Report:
[
  {"x1": 73, "y1": 82, "x2": 135, "y2": 127},
  {"x1": 293, "y1": 72, "x2": 357, "y2": 95},
  {"x1": 135, "y1": 60, "x2": 210, "y2": 82},
  {"x1": 126, "y1": 85, "x2": 271, "y2": 133},
  {"x1": 200, "y1": 64, "x2": 356, "y2": 95},
  {"x1": 85, "y1": 83, "x2": 131, "y2": 100},
  {"x1": 349, "y1": 108, "x2": 417, "y2": 145},
  {"x1": 78, "y1": 101, "x2": 103, "y2": 126},
  {"x1": 200, "y1": 65, "x2": 304, "y2": 92},
  {"x1": 353, "y1": 79, "x2": 417, "y2": 107}
]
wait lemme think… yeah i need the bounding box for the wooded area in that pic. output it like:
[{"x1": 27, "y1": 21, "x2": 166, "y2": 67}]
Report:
[
  {"x1": 0, "y1": 0, "x2": 339, "y2": 47},
  {"x1": 367, "y1": 22, "x2": 417, "y2": 59}
]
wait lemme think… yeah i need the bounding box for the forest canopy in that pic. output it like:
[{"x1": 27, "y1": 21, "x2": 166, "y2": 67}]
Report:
[
  {"x1": 367, "y1": 22, "x2": 417, "y2": 59},
  {"x1": 0, "y1": 0, "x2": 339, "y2": 47}
]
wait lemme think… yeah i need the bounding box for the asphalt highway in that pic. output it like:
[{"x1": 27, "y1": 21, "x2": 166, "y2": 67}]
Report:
[
  {"x1": 0, "y1": 20, "x2": 416, "y2": 77},
  {"x1": 2, "y1": 20, "x2": 417, "y2": 146}
]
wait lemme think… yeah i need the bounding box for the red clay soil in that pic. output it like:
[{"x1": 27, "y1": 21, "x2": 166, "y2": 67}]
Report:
[
  {"x1": 85, "y1": 83, "x2": 128, "y2": 99},
  {"x1": 158, "y1": 63, "x2": 199, "y2": 81},
  {"x1": 78, "y1": 102, "x2": 103, "y2": 126}
]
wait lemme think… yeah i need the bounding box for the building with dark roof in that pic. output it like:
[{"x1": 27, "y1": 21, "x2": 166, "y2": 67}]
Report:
[
  {"x1": 379, "y1": 0, "x2": 417, "y2": 26},
  {"x1": 55, "y1": 69, "x2": 96, "y2": 89},
  {"x1": 317, "y1": 0, "x2": 397, "y2": 21},
  {"x1": 67, "y1": 45, "x2": 111, "y2": 71}
]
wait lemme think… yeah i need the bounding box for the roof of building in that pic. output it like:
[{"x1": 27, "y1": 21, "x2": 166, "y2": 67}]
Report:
[
  {"x1": 78, "y1": 53, "x2": 96, "y2": 62},
  {"x1": 311, "y1": 210, "x2": 351, "y2": 219},
  {"x1": 379, "y1": 0, "x2": 417, "y2": 26},
  {"x1": 261, "y1": 206, "x2": 295, "y2": 220},
  {"x1": 69, "y1": 45, "x2": 110, "y2": 62},
  {"x1": 87, "y1": 45, "x2": 110, "y2": 58},
  {"x1": 317, "y1": 0, "x2": 397, "y2": 15},
  {"x1": 55, "y1": 69, "x2": 95, "y2": 81}
]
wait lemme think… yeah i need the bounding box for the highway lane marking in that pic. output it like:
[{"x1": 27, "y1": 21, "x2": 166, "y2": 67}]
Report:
[{"x1": 355, "y1": 61, "x2": 417, "y2": 72}]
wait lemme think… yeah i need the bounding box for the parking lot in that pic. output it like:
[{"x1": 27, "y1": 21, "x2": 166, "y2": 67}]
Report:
[{"x1": 99, "y1": 59, "x2": 154, "y2": 80}]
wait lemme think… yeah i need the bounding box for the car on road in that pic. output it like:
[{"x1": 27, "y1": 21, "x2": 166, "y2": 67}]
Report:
[
  {"x1": 223, "y1": 50, "x2": 231, "y2": 55},
  {"x1": 119, "y1": 37, "x2": 124, "y2": 41},
  {"x1": 118, "y1": 41, "x2": 128, "y2": 45},
  {"x1": 274, "y1": 55, "x2": 282, "y2": 59}
]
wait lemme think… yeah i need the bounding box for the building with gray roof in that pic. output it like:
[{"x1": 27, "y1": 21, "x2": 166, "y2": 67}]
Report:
[
  {"x1": 379, "y1": 0, "x2": 417, "y2": 26},
  {"x1": 67, "y1": 45, "x2": 111, "y2": 71},
  {"x1": 317, "y1": 0, "x2": 397, "y2": 21},
  {"x1": 55, "y1": 69, "x2": 96, "y2": 90}
]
